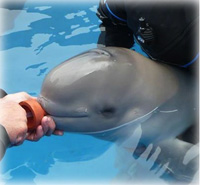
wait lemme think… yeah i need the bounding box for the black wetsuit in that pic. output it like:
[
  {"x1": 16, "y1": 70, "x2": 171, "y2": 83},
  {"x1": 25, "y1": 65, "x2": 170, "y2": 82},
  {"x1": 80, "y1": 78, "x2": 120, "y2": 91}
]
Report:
[
  {"x1": 0, "y1": 89, "x2": 11, "y2": 160},
  {"x1": 97, "y1": 0, "x2": 199, "y2": 69}
]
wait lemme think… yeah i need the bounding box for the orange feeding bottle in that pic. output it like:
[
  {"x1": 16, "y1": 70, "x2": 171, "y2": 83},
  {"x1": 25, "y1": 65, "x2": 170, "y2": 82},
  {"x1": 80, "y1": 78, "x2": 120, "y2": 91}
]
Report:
[{"x1": 20, "y1": 99, "x2": 47, "y2": 131}]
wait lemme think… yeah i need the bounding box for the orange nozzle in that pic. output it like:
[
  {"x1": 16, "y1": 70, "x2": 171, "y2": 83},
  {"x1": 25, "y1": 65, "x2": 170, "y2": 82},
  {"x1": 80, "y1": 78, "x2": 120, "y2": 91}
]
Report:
[{"x1": 19, "y1": 99, "x2": 47, "y2": 131}]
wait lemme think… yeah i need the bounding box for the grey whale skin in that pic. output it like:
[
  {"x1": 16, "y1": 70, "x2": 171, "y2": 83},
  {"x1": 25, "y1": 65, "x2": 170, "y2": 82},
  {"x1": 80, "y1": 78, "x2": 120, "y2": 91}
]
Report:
[
  {"x1": 38, "y1": 47, "x2": 196, "y2": 141},
  {"x1": 38, "y1": 47, "x2": 198, "y2": 183}
]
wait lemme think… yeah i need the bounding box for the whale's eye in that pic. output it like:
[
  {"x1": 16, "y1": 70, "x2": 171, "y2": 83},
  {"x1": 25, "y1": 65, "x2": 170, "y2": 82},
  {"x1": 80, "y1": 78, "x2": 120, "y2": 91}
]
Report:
[{"x1": 100, "y1": 107, "x2": 116, "y2": 118}]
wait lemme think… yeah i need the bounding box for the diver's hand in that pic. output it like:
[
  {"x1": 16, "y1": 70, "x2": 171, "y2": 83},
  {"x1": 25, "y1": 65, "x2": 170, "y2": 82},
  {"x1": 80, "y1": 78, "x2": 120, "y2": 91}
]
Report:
[
  {"x1": 0, "y1": 93, "x2": 28, "y2": 146},
  {"x1": 1, "y1": 92, "x2": 64, "y2": 142},
  {"x1": 41, "y1": 116, "x2": 64, "y2": 136},
  {"x1": 3, "y1": 91, "x2": 32, "y2": 103},
  {"x1": 26, "y1": 116, "x2": 64, "y2": 141}
]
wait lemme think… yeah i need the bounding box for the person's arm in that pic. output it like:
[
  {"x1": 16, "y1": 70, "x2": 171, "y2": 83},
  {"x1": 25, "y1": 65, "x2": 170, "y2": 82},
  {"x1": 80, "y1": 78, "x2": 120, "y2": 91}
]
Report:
[
  {"x1": 0, "y1": 89, "x2": 7, "y2": 98},
  {"x1": 0, "y1": 91, "x2": 63, "y2": 160},
  {"x1": 97, "y1": 0, "x2": 134, "y2": 48},
  {"x1": 0, "y1": 124, "x2": 11, "y2": 160},
  {"x1": 0, "y1": 95, "x2": 28, "y2": 160}
]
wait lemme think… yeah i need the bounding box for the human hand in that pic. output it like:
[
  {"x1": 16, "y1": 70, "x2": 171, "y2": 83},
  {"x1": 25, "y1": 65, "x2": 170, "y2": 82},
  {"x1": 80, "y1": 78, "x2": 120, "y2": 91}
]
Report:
[
  {"x1": 26, "y1": 115, "x2": 64, "y2": 141},
  {"x1": 0, "y1": 93, "x2": 28, "y2": 146},
  {"x1": 0, "y1": 92, "x2": 64, "y2": 145}
]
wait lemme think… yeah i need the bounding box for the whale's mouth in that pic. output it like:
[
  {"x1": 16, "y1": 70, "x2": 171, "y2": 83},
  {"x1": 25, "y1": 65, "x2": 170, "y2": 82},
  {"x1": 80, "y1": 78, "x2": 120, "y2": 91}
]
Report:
[
  {"x1": 43, "y1": 110, "x2": 89, "y2": 119},
  {"x1": 38, "y1": 96, "x2": 89, "y2": 118},
  {"x1": 51, "y1": 114, "x2": 89, "y2": 118}
]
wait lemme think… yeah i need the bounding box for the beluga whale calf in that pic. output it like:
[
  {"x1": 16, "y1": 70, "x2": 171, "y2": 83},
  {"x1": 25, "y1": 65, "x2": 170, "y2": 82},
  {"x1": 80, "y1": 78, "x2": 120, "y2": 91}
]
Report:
[
  {"x1": 38, "y1": 47, "x2": 196, "y2": 140},
  {"x1": 38, "y1": 47, "x2": 198, "y2": 183}
]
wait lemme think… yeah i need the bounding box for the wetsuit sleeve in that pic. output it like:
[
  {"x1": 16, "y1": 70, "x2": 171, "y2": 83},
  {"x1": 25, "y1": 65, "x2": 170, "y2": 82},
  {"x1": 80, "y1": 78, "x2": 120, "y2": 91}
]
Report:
[
  {"x1": 97, "y1": 0, "x2": 134, "y2": 48},
  {"x1": 0, "y1": 89, "x2": 7, "y2": 98},
  {"x1": 0, "y1": 124, "x2": 11, "y2": 160},
  {"x1": 0, "y1": 89, "x2": 10, "y2": 160}
]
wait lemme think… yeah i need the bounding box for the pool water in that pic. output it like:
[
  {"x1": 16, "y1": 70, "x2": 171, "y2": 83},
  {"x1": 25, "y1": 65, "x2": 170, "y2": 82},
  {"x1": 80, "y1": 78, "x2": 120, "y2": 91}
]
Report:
[
  {"x1": 0, "y1": 0, "x2": 198, "y2": 185},
  {"x1": 0, "y1": 1, "x2": 119, "y2": 184}
]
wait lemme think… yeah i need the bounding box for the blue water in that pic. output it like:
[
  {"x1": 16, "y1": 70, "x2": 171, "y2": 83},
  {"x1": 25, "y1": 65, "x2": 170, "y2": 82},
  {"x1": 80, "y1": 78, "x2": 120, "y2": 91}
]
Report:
[
  {"x1": 0, "y1": 1, "x2": 178, "y2": 185},
  {"x1": 0, "y1": 1, "x2": 119, "y2": 184}
]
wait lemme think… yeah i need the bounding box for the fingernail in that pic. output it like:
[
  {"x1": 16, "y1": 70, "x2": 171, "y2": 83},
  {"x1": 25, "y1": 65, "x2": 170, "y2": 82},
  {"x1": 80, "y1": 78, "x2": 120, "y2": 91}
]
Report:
[
  {"x1": 58, "y1": 132, "x2": 64, "y2": 136},
  {"x1": 16, "y1": 136, "x2": 23, "y2": 144},
  {"x1": 43, "y1": 116, "x2": 48, "y2": 123},
  {"x1": 47, "y1": 116, "x2": 51, "y2": 122}
]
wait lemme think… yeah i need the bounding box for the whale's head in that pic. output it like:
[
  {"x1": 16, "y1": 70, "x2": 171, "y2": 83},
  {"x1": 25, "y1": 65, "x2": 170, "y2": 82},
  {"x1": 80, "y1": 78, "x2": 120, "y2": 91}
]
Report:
[{"x1": 38, "y1": 47, "x2": 161, "y2": 134}]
